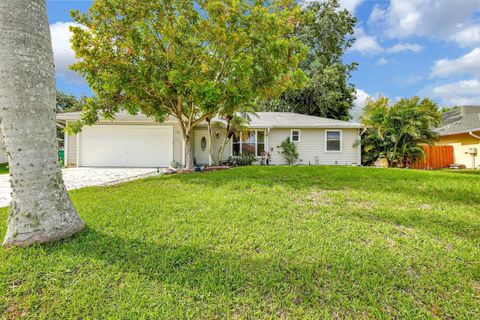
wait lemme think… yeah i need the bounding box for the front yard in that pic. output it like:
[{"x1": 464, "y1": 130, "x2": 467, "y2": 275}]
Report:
[{"x1": 1, "y1": 166, "x2": 479, "y2": 318}]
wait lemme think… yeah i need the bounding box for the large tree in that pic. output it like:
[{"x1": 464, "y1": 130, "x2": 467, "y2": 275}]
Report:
[
  {"x1": 261, "y1": 0, "x2": 357, "y2": 120},
  {"x1": 360, "y1": 96, "x2": 441, "y2": 167},
  {"x1": 0, "y1": 0, "x2": 85, "y2": 247},
  {"x1": 69, "y1": 0, "x2": 307, "y2": 169},
  {"x1": 56, "y1": 91, "x2": 86, "y2": 113}
]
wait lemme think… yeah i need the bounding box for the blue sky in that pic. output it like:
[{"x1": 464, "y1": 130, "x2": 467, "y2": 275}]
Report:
[{"x1": 47, "y1": 0, "x2": 480, "y2": 114}]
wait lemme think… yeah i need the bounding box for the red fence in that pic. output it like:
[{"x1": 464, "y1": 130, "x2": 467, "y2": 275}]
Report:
[{"x1": 410, "y1": 145, "x2": 454, "y2": 170}]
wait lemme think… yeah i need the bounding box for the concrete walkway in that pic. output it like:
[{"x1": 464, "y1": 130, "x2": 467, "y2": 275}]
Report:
[{"x1": 0, "y1": 167, "x2": 159, "y2": 207}]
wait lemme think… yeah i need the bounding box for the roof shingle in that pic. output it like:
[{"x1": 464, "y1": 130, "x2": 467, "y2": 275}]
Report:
[{"x1": 434, "y1": 106, "x2": 480, "y2": 136}]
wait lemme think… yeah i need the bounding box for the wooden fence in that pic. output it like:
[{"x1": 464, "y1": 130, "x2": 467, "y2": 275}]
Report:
[{"x1": 410, "y1": 145, "x2": 454, "y2": 170}]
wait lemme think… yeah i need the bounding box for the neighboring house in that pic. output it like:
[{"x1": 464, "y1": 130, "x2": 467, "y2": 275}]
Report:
[
  {"x1": 57, "y1": 112, "x2": 362, "y2": 168},
  {"x1": 434, "y1": 106, "x2": 480, "y2": 169}
]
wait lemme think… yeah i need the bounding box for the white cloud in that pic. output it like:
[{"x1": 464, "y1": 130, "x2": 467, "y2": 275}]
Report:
[
  {"x1": 377, "y1": 57, "x2": 388, "y2": 65},
  {"x1": 451, "y1": 25, "x2": 480, "y2": 47},
  {"x1": 432, "y1": 79, "x2": 480, "y2": 106},
  {"x1": 386, "y1": 43, "x2": 423, "y2": 53},
  {"x1": 339, "y1": 0, "x2": 363, "y2": 14},
  {"x1": 369, "y1": 0, "x2": 480, "y2": 47},
  {"x1": 302, "y1": 0, "x2": 363, "y2": 13},
  {"x1": 351, "y1": 88, "x2": 371, "y2": 119},
  {"x1": 403, "y1": 75, "x2": 423, "y2": 84},
  {"x1": 50, "y1": 21, "x2": 85, "y2": 84},
  {"x1": 368, "y1": 5, "x2": 385, "y2": 23},
  {"x1": 430, "y1": 47, "x2": 480, "y2": 78},
  {"x1": 350, "y1": 27, "x2": 383, "y2": 55}
]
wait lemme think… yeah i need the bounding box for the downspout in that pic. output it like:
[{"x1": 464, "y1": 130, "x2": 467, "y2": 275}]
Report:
[
  {"x1": 469, "y1": 132, "x2": 480, "y2": 169},
  {"x1": 469, "y1": 131, "x2": 480, "y2": 140}
]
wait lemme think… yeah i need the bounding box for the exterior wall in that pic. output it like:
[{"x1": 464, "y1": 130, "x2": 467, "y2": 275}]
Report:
[
  {"x1": 191, "y1": 126, "x2": 232, "y2": 164},
  {"x1": 66, "y1": 133, "x2": 77, "y2": 167},
  {"x1": 268, "y1": 128, "x2": 361, "y2": 166},
  {"x1": 62, "y1": 120, "x2": 361, "y2": 167},
  {"x1": 437, "y1": 131, "x2": 480, "y2": 169},
  {"x1": 172, "y1": 122, "x2": 184, "y2": 166},
  {"x1": 210, "y1": 127, "x2": 232, "y2": 162}
]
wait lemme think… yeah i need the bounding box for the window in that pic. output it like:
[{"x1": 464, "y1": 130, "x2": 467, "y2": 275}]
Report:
[
  {"x1": 291, "y1": 130, "x2": 301, "y2": 142},
  {"x1": 232, "y1": 130, "x2": 265, "y2": 156},
  {"x1": 326, "y1": 130, "x2": 342, "y2": 152}
]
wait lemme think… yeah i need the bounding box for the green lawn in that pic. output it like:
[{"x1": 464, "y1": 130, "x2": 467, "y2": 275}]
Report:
[{"x1": 1, "y1": 166, "x2": 479, "y2": 319}]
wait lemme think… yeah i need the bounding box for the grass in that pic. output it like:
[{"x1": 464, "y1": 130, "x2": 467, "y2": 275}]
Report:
[
  {"x1": 443, "y1": 169, "x2": 480, "y2": 175},
  {"x1": 0, "y1": 163, "x2": 8, "y2": 175},
  {"x1": 1, "y1": 166, "x2": 479, "y2": 319}
]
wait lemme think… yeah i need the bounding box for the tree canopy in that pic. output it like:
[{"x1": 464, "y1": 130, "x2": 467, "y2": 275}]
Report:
[
  {"x1": 261, "y1": 0, "x2": 357, "y2": 120},
  {"x1": 56, "y1": 91, "x2": 85, "y2": 113},
  {"x1": 360, "y1": 96, "x2": 441, "y2": 167},
  {"x1": 69, "y1": 0, "x2": 308, "y2": 168}
]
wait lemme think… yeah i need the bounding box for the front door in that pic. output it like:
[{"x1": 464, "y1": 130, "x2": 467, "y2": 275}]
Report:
[{"x1": 195, "y1": 130, "x2": 210, "y2": 165}]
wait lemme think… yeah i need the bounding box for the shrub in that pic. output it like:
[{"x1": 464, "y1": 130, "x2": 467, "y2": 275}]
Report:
[
  {"x1": 225, "y1": 154, "x2": 257, "y2": 167},
  {"x1": 279, "y1": 137, "x2": 299, "y2": 165}
]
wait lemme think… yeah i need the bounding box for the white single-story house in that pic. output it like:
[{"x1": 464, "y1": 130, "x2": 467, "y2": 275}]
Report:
[{"x1": 57, "y1": 112, "x2": 363, "y2": 168}]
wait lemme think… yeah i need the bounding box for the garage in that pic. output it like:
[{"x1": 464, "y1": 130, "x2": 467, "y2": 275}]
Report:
[{"x1": 79, "y1": 125, "x2": 173, "y2": 167}]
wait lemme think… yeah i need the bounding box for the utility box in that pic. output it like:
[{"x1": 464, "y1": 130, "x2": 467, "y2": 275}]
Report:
[{"x1": 467, "y1": 148, "x2": 478, "y2": 155}]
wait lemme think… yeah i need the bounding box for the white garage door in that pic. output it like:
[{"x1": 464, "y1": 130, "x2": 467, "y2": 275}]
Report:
[{"x1": 79, "y1": 125, "x2": 173, "y2": 167}]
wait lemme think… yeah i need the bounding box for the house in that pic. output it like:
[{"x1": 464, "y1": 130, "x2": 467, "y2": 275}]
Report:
[
  {"x1": 57, "y1": 112, "x2": 363, "y2": 168},
  {"x1": 434, "y1": 106, "x2": 480, "y2": 169}
]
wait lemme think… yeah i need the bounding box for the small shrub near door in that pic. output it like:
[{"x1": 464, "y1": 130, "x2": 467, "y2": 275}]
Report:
[
  {"x1": 225, "y1": 154, "x2": 257, "y2": 166},
  {"x1": 279, "y1": 137, "x2": 299, "y2": 165}
]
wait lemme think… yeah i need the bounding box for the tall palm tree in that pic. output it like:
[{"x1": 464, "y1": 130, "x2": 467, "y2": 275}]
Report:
[
  {"x1": 0, "y1": 0, "x2": 84, "y2": 247},
  {"x1": 213, "y1": 114, "x2": 251, "y2": 164},
  {"x1": 360, "y1": 96, "x2": 440, "y2": 168}
]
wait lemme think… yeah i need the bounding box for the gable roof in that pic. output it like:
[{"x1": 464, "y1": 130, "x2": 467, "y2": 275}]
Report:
[
  {"x1": 240, "y1": 112, "x2": 362, "y2": 129},
  {"x1": 434, "y1": 106, "x2": 480, "y2": 136},
  {"x1": 57, "y1": 111, "x2": 362, "y2": 129}
]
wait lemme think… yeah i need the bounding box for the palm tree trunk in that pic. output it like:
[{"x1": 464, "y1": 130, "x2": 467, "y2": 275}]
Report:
[
  {"x1": 0, "y1": 0, "x2": 84, "y2": 247},
  {"x1": 206, "y1": 118, "x2": 214, "y2": 165}
]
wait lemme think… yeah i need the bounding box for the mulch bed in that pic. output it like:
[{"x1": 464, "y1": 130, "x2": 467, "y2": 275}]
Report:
[{"x1": 163, "y1": 166, "x2": 230, "y2": 174}]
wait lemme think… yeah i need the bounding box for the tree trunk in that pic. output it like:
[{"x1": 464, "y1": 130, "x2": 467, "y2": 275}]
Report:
[
  {"x1": 0, "y1": 0, "x2": 85, "y2": 247},
  {"x1": 206, "y1": 118, "x2": 215, "y2": 165},
  {"x1": 183, "y1": 132, "x2": 194, "y2": 170},
  {"x1": 217, "y1": 116, "x2": 232, "y2": 163}
]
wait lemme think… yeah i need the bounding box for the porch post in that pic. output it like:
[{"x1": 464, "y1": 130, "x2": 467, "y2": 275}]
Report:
[{"x1": 208, "y1": 130, "x2": 213, "y2": 166}]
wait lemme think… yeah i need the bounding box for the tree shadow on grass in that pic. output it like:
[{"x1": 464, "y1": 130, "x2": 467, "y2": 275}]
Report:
[{"x1": 39, "y1": 226, "x2": 433, "y2": 318}]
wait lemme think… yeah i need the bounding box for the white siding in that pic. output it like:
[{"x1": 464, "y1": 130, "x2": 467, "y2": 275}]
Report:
[
  {"x1": 268, "y1": 128, "x2": 361, "y2": 165},
  {"x1": 210, "y1": 128, "x2": 232, "y2": 162},
  {"x1": 66, "y1": 133, "x2": 77, "y2": 166},
  {"x1": 190, "y1": 127, "x2": 232, "y2": 164}
]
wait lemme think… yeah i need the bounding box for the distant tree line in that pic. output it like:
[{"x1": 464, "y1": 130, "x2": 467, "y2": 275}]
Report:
[{"x1": 260, "y1": 0, "x2": 357, "y2": 120}]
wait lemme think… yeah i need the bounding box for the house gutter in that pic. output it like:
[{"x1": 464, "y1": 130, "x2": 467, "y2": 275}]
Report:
[{"x1": 469, "y1": 131, "x2": 480, "y2": 140}]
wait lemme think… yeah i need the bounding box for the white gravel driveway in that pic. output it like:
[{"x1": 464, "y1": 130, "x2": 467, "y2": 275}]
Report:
[{"x1": 0, "y1": 167, "x2": 159, "y2": 207}]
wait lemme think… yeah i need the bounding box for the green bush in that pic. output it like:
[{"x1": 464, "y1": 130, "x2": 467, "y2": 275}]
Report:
[
  {"x1": 279, "y1": 137, "x2": 299, "y2": 165},
  {"x1": 225, "y1": 154, "x2": 257, "y2": 166}
]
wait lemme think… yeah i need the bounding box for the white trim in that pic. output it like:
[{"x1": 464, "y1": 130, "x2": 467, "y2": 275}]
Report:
[
  {"x1": 181, "y1": 134, "x2": 185, "y2": 167},
  {"x1": 64, "y1": 126, "x2": 68, "y2": 167},
  {"x1": 290, "y1": 129, "x2": 301, "y2": 142},
  {"x1": 325, "y1": 129, "x2": 343, "y2": 152},
  {"x1": 230, "y1": 129, "x2": 266, "y2": 156},
  {"x1": 357, "y1": 128, "x2": 362, "y2": 164},
  {"x1": 76, "y1": 133, "x2": 81, "y2": 167},
  {"x1": 169, "y1": 125, "x2": 174, "y2": 164}
]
